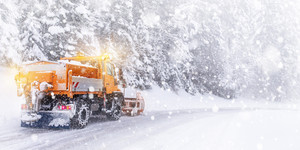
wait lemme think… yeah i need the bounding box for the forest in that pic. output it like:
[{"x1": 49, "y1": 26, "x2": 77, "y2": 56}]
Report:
[{"x1": 0, "y1": 0, "x2": 299, "y2": 100}]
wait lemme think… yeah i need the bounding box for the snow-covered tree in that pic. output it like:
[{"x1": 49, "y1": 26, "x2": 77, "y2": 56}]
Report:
[
  {"x1": 0, "y1": 1, "x2": 22, "y2": 66},
  {"x1": 1, "y1": 0, "x2": 300, "y2": 100},
  {"x1": 18, "y1": 0, "x2": 98, "y2": 61}
]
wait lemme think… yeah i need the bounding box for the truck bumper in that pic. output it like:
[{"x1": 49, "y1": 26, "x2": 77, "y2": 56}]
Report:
[{"x1": 21, "y1": 111, "x2": 71, "y2": 129}]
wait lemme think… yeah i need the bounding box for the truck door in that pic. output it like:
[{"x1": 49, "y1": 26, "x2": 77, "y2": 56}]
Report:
[{"x1": 104, "y1": 62, "x2": 117, "y2": 94}]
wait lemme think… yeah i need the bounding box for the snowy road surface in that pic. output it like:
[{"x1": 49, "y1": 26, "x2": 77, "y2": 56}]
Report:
[
  {"x1": 1, "y1": 108, "x2": 300, "y2": 150},
  {"x1": 1, "y1": 68, "x2": 300, "y2": 150}
]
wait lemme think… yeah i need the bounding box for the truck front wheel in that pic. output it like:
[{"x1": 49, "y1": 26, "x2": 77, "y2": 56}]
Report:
[{"x1": 106, "y1": 94, "x2": 123, "y2": 120}]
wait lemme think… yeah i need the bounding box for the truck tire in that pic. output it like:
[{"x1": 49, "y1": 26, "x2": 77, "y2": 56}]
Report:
[
  {"x1": 71, "y1": 100, "x2": 90, "y2": 129},
  {"x1": 106, "y1": 94, "x2": 123, "y2": 121}
]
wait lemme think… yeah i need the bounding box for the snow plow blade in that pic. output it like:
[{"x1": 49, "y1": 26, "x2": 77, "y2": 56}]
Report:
[
  {"x1": 21, "y1": 112, "x2": 71, "y2": 129},
  {"x1": 122, "y1": 92, "x2": 145, "y2": 116}
]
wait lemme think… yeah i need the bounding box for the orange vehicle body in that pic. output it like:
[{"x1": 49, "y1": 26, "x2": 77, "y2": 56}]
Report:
[
  {"x1": 15, "y1": 55, "x2": 120, "y2": 100},
  {"x1": 15, "y1": 54, "x2": 144, "y2": 128}
]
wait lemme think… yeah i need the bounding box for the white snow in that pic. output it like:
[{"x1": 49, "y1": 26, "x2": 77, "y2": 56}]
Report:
[
  {"x1": 141, "y1": 12, "x2": 160, "y2": 27},
  {"x1": 48, "y1": 118, "x2": 69, "y2": 127},
  {"x1": 20, "y1": 113, "x2": 41, "y2": 122},
  {"x1": 40, "y1": 82, "x2": 53, "y2": 91},
  {"x1": 260, "y1": 46, "x2": 282, "y2": 75},
  {"x1": 75, "y1": 6, "x2": 88, "y2": 14},
  {"x1": 58, "y1": 60, "x2": 96, "y2": 68},
  {"x1": 0, "y1": 67, "x2": 23, "y2": 128},
  {"x1": 0, "y1": 67, "x2": 300, "y2": 150},
  {"x1": 48, "y1": 26, "x2": 64, "y2": 35}
]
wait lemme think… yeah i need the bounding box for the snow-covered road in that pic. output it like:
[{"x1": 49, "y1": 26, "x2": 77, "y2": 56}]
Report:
[
  {"x1": 1, "y1": 108, "x2": 300, "y2": 150},
  {"x1": 1, "y1": 67, "x2": 300, "y2": 150}
]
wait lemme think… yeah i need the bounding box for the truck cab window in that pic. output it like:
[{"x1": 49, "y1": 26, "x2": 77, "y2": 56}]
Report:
[{"x1": 106, "y1": 63, "x2": 113, "y2": 76}]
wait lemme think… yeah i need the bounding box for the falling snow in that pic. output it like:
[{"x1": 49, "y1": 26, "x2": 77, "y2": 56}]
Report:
[{"x1": 0, "y1": 0, "x2": 300, "y2": 149}]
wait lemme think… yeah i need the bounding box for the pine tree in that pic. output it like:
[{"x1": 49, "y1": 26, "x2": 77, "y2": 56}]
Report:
[
  {"x1": 0, "y1": 1, "x2": 22, "y2": 66},
  {"x1": 18, "y1": 0, "x2": 98, "y2": 61}
]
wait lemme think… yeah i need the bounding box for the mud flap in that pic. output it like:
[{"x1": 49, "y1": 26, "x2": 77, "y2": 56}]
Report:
[{"x1": 21, "y1": 112, "x2": 71, "y2": 129}]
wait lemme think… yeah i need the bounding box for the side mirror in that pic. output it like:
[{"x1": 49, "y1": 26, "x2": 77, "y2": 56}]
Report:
[
  {"x1": 122, "y1": 83, "x2": 127, "y2": 88},
  {"x1": 117, "y1": 79, "x2": 127, "y2": 88}
]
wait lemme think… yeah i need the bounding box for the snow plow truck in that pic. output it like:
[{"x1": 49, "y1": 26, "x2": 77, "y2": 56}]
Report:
[{"x1": 15, "y1": 54, "x2": 145, "y2": 129}]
